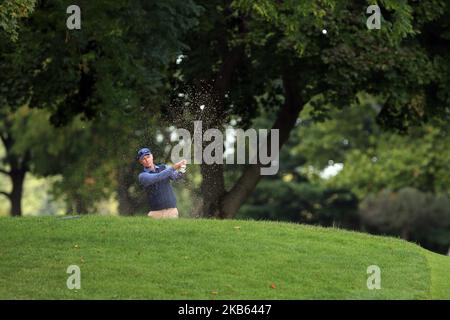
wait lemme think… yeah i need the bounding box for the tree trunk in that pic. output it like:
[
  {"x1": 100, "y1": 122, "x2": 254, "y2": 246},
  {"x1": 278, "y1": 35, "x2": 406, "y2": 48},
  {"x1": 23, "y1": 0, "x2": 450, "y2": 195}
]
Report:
[
  {"x1": 220, "y1": 165, "x2": 262, "y2": 219},
  {"x1": 72, "y1": 194, "x2": 88, "y2": 214},
  {"x1": 9, "y1": 168, "x2": 26, "y2": 217},
  {"x1": 193, "y1": 47, "x2": 245, "y2": 217},
  {"x1": 117, "y1": 162, "x2": 137, "y2": 216},
  {"x1": 198, "y1": 163, "x2": 225, "y2": 217},
  {"x1": 400, "y1": 227, "x2": 410, "y2": 241},
  {"x1": 0, "y1": 133, "x2": 30, "y2": 217}
]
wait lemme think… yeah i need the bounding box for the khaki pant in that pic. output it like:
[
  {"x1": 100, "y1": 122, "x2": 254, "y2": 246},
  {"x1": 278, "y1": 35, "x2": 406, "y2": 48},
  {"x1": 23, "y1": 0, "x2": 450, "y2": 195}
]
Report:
[{"x1": 147, "y1": 207, "x2": 179, "y2": 219}]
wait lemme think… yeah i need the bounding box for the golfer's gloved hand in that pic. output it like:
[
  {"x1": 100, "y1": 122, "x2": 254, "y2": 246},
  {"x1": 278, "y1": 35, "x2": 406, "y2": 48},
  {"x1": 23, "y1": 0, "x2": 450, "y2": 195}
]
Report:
[{"x1": 173, "y1": 159, "x2": 187, "y2": 172}]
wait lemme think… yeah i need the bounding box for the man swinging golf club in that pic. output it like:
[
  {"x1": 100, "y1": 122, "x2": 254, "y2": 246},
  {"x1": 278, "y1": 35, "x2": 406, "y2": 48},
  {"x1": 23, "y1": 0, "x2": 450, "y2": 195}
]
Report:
[{"x1": 137, "y1": 147, "x2": 187, "y2": 218}]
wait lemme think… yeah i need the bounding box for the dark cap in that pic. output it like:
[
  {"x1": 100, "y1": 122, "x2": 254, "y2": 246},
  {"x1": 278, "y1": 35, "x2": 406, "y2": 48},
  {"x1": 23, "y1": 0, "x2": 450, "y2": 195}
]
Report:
[{"x1": 137, "y1": 147, "x2": 151, "y2": 161}]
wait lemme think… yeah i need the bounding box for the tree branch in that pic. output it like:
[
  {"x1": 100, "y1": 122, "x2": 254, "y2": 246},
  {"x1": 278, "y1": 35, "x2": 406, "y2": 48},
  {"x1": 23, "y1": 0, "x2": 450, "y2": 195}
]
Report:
[
  {"x1": 0, "y1": 191, "x2": 11, "y2": 199},
  {"x1": 0, "y1": 168, "x2": 10, "y2": 175},
  {"x1": 0, "y1": 132, "x2": 13, "y2": 151},
  {"x1": 0, "y1": 133, "x2": 6, "y2": 148}
]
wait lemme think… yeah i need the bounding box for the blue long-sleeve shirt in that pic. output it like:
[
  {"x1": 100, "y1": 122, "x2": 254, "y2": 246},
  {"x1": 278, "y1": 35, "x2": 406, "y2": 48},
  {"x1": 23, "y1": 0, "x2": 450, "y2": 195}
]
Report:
[{"x1": 138, "y1": 164, "x2": 184, "y2": 211}]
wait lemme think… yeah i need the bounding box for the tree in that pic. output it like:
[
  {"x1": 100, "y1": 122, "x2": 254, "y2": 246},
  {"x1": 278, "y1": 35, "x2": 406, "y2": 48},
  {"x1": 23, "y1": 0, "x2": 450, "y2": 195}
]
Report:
[
  {"x1": 0, "y1": 0, "x2": 203, "y2": 215},
  {"x1": 0, "y1": 108, "x2": 30, "y2": 216},
  {"x1": 292, "y1": 100, "x2": 450, "y2": 199},
  {"x1": 3, "y1": 1, "x2": 450, "y2": 219},
  {"x1": 167, "y1": 0, "x2": 450, "y2": 218},
  {"x1": 359, "y1": 188, "x2": 450, "y2": 253},
  {"x1": 0, "y1": 105, "x2": 92, "y2": 216},
  {"x1": 0, "y1": 0, "x2": 36, "y2": 41}
]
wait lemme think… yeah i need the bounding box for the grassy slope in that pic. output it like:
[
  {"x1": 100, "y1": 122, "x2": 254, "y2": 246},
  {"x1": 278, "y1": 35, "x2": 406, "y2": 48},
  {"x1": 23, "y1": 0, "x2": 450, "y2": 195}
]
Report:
[{"x1": 0, "y1": 216, "x2": 449, "y2": 299}]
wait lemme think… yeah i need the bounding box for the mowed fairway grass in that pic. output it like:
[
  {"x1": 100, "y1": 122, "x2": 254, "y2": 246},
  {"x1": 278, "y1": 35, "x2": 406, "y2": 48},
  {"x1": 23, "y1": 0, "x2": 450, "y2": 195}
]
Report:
[{"x1": 0, "y1": 216, "x2": 449, "y2": 299}]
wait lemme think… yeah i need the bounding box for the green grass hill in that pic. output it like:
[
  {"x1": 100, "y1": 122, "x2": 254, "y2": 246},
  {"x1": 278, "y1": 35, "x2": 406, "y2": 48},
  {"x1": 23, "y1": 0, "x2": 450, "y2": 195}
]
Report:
[{"x1": 0, "y1": 216, "x2": 449, "y2": 299}]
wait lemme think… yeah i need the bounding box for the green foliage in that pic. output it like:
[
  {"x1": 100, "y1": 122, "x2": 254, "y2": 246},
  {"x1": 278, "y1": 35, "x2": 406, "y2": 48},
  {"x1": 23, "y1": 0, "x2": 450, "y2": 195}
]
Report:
[
  {"x1": 288, "y1": 98, "x2": 450, "y2": 253},
  {"x1": 0, "y1": 105, "x2": 107, "y2": 213},
  {"x1": 8, "y1": 106, "x2": 87, "y2": 175},
  {"x1": 0, "y1": 0, "x2": 203, "y2": 214},
  {"x1": 1, "y1": 0, "x2": 450, "y2": 224},
  {"x1": 293, "y1": 101, "x2": 450, "y2": 198},
  {"x1": 1, "y1": 0, "x2": 203, "y2": 124},
  {"x1": 0, "y1": 0, "x2": 36, "y2": 41},
  {"x1": 238, "y1": 178, "x2": 359, "y2": 229},
  {"x1": 229, "y1": 0, "x2": 449, "y2": 130},
  {"x1": 359, "y1": 188, "x2": 450, "y2": 252},
  {"x1": 359, "y1": 188, "x2": 447, "y2": 234}
]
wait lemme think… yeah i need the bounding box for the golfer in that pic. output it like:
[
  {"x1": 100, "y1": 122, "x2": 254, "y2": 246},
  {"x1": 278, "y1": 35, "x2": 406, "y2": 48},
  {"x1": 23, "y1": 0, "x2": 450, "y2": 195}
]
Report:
[{"x1": 137, "y1": 147, "x2": 186, "y2": 218}]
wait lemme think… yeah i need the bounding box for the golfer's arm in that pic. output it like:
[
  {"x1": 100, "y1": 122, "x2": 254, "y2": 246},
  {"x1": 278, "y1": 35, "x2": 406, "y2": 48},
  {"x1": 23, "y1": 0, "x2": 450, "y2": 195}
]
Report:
[
  {"x1": 139, "y1": 168, "x2": 175, "y2": 187},
  {"x1": 170, "y1": 170, "x2": 184, "y2": 181}
]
